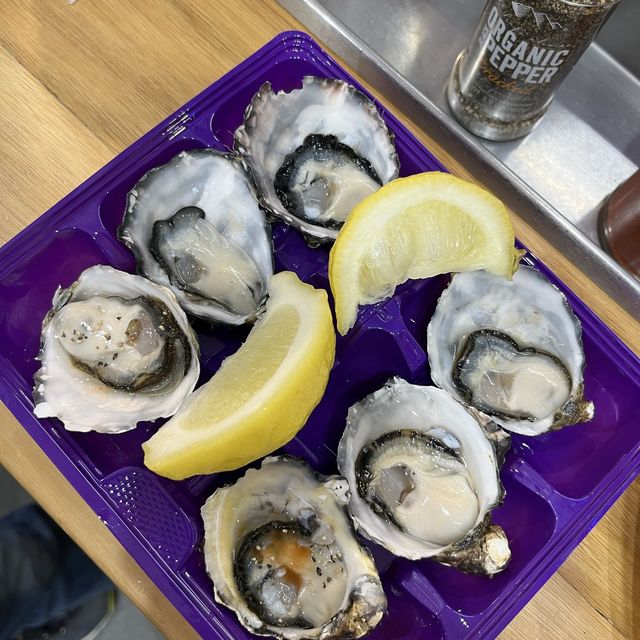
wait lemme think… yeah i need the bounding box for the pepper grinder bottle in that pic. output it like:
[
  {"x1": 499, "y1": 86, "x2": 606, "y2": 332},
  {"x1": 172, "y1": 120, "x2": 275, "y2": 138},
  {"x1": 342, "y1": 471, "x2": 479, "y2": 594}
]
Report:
[{"x1": 447, "y1": 0, "x2": 622, "y2": 141}]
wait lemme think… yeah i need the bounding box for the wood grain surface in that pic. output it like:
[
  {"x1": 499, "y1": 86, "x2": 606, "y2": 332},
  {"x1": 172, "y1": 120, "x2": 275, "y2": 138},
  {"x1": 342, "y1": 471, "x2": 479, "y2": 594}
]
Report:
[{"x1": 0, "y1": 2, "x2": 638, "y2": 639}]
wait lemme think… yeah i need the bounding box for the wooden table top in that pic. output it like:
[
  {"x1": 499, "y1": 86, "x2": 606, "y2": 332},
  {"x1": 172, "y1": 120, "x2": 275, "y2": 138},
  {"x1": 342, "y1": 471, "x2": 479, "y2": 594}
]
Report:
[{"x1": 0, "y1": 2, "x2": 638, "y2": 639}]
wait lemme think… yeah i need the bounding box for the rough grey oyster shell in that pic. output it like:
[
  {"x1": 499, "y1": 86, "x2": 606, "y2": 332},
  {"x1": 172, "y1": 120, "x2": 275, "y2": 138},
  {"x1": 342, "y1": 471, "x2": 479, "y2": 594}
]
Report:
[
  {"x1": 201, "y1": 456, "x2": 386, "y2": 639},
  {"x1": 234, "y1": 76, "x2": 399, "y2": 244},
  {"x1": 427, "y1": 266, "x2": 594, "y2": 436},
  {"x1": 33, "y1": 265, "x2": 200, "y2": 434},
  {"x1": 337, "y1": 378, "x2": 510, "y2": 576},
  {"x1": 118, "y1": 149, "x2": 273, "y2": 325}
]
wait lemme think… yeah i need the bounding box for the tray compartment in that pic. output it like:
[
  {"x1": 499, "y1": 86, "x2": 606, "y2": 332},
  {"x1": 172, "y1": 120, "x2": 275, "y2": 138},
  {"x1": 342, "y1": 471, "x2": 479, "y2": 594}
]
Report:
[
  {"x1": 371, "y1": 573, "x2": 447, "y2": 640},
  {"x1": 272, "y1": 225, "x2": 330, "y2": 283},
  {"x1": 102, "y1": 467, "x2": 198, "y2": 567}
]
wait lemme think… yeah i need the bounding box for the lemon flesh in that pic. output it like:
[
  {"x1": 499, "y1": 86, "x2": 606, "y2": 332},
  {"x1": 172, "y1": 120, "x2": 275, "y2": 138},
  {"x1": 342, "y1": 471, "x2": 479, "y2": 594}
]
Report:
[
  {"x1": 143, "y1": 271, "x2": 336, "y2": 479},
  {"x1": 329, "y1": 172, "x2": 523, "y2": 335}
]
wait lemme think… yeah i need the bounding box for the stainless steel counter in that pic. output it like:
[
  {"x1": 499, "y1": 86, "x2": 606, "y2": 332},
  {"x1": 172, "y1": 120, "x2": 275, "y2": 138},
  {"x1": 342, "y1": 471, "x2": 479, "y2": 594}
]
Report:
[{"x1": 279, "y1": 0, "x2": 640, "y2": 317}]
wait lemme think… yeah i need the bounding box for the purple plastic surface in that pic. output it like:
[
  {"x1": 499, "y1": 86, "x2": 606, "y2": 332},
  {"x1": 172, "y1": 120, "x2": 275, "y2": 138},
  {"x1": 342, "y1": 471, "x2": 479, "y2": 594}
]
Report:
[{"x1": 1, "y1": 32, "x2": 639, "y2": 640}]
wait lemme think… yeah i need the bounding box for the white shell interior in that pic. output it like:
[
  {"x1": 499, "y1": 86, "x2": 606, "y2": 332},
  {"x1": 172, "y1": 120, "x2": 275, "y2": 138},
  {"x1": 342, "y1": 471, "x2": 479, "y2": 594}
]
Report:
[
  {"x1": 33, "y1": 265, "x2": 200, "y2": 434},
  {"x1": 202, "y1": 456, "x2": 385, "y2": 640},
  {"x1": 427, "y1": 266, "x2": 587, "y2": 436},
  {"x1": 337, "y1": 379, "x2": 501, "y2": 560},
  {"x1": 119, "y1": 150, "x2": 273, "y2": 324},
  {"x1": 235, "y1": 76, "x2": 399, "y2": 241}
]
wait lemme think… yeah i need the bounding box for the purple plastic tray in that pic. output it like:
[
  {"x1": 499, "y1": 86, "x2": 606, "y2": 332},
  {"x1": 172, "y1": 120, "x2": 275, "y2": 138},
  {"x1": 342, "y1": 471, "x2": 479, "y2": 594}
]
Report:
[{"x1": 1, "y1": 31, "x2": 639, "y2": 640}]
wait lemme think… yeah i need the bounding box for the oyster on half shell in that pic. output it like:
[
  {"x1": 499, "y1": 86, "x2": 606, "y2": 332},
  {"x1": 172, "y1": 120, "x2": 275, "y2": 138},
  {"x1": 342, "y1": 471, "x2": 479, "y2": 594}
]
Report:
[
  {"x1": 118, "y1": 149, "x2": 273, "y2": 325},
  {"x1": 33, "y1": 265, "x2": 200, "y2": 434},
  {"x1": 235, "y1": 76, "x2": 399, "y2": 244},
  {"x1": 337, "y1": 379, "x2": 510, "y2": 575},
  {"x1": 427, "y1": 266, "x2": 593, "y2": 436},
  {"x1": 202, "y1": 456, "x2": 386, "y2": 640}
]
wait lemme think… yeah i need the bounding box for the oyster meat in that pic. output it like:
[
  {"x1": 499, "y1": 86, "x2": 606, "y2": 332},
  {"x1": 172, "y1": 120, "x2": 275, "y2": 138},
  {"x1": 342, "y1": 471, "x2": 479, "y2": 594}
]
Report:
[
  {"x1": 33, "y1": 265, "x2": 199, "y2": 433},
  {"x1": 235, "y1": 76, "x2": 399, "y2": 243},
  {"x1": 337, "y1": 378, "x2": 510, "y2": 575},
  {"x1": 427, "y1": 266, "x2": 593, "y2": 436},
  {"x1": 119, "y1": 149, "x2": 273, "y2": 325},
  {"x1": 202, "y1": 456, "x2": 386, "y2": 639}
]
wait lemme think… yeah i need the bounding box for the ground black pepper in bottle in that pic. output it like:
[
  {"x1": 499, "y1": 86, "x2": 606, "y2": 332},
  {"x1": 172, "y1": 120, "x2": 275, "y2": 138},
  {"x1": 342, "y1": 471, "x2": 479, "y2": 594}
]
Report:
[{"x1": 447, "y1": 0, "x2": 622, "y2": 141}]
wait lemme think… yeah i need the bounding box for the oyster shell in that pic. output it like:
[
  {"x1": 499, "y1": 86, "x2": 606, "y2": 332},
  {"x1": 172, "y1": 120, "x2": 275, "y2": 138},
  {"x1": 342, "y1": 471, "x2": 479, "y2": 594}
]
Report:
[
  {"x1": 33, "y1": 265, "x2": 199, "y2": 434},
  {"x1": 118, "y1": 149, "x2": 273, "y2": 325},
  {"x1": 234, "y1": 76, "x2": 399, "y2": 244},
  {"x1": 337, "y1": 378, "x2": 510, "y2": 575},
  {"x1": 201, "y1": 456, "x2": 386, "y2": 640},
  {"x1": 427, "y1": 266, "x2": 593, "y2": 436}
]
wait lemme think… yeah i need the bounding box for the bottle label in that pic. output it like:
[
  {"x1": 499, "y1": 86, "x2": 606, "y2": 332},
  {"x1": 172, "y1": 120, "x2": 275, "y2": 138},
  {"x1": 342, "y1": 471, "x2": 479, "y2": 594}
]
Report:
[
  {"x1": 456, "y1": 0, "x2": 616, "y2": 122},
  {"x1": 478, "y1": 6, "x2": 570, "y2": 90}
]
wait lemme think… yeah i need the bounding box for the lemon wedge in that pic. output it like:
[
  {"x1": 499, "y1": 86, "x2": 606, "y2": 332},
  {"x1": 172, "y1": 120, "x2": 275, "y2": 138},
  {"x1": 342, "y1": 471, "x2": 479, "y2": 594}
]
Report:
[
  {"x1": 329, "y1": 172, "x2": 523, "y2": 335},
  {"x1": 143, "y1": 271, "x2": 336, "y2": 479}
]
